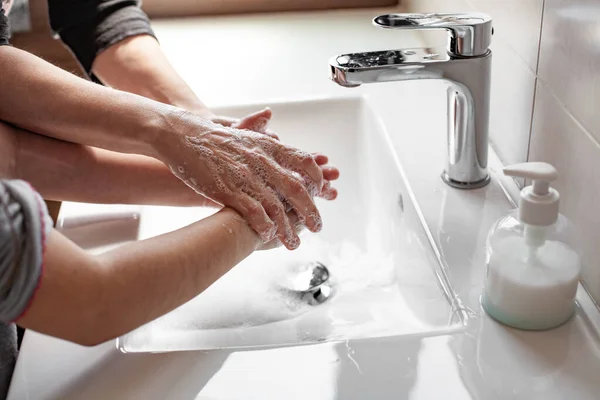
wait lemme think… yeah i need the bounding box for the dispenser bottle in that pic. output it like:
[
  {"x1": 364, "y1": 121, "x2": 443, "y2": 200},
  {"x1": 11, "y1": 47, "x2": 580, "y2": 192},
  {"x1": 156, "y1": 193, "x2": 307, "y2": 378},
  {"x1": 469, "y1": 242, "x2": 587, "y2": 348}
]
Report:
[{"x1": 482, "y1": 162, "x2": 581, "y2": 330}]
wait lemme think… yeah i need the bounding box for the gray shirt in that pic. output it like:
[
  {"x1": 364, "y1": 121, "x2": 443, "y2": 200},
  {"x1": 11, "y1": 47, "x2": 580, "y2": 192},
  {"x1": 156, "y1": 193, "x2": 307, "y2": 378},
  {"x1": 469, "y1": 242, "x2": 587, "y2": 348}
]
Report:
[
  {"x1": 0, "y1": 180, "x2": 53, "y2": 398},
  {"x1": 1, "y1": 0, "x2": 156, "y2": 78}
]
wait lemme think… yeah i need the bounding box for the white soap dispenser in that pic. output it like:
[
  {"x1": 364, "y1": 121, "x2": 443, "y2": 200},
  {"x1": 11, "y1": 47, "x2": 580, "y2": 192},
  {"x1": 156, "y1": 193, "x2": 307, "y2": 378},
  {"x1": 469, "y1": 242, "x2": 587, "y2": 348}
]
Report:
[{"x1": 482, "y1": 162, "x2": 581, "y2": 330}]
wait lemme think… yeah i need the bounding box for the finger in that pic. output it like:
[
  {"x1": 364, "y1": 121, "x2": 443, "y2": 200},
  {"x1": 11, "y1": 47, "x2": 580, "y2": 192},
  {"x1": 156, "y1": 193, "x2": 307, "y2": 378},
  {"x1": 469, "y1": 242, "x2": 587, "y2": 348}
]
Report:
[
  {"x1": 277, "y1": 148, "x2": 324, "y2": 194},
  {"x1": 257, "y1": 154, "x2": 323, "y2": 233},
  {"x1": 232, "y1": 193, "x2": 276, "y2": 243},
  {"x1": 260, "y1": 208, "x2": 306, "y2": 251},
  {"x1": 235, "y1": 163, "x2": 300, "y2": 249},
  {"x1": 285, "y1": 210, "x2": 306, "y2": 236},
  {"x1": 254, "y1": 185, "x2": 300, "y2": 250},
  {"x1": 262, "y1": 129, "x2": 280, "y2": 140},
  {"x1": 321, "y1": 166, "x2": 340, "y2": 181},
  {"x1": 319, "y1": 181, "x2": 338, "y2": 200},
  {"x1": 233, "y1": 108, "x2": 272, "y2": 133},
  {"x1": 313, "y1": 154, "x2": 339, "y2": 182},
  {"x1": 313, "y1": 153, "x2": 328, "y2": 166},
  {"x1": 210, "y1": 115, "x2": 238, "y2": 127}
]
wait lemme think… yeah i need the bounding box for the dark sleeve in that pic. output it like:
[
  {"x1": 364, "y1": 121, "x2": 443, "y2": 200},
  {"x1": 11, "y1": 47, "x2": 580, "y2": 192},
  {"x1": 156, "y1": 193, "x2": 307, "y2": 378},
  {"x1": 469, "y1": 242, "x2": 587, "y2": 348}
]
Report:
[
  {"x1": 0, "y1": 5, "x2": 10, "y2": 46},
  {"x1": 47, "y1": 0, "x2": 156, "y2": 76}
]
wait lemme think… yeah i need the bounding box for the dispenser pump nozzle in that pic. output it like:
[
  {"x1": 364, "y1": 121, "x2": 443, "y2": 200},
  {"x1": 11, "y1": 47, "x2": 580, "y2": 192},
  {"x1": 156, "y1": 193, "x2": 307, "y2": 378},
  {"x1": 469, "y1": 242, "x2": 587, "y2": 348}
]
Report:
[{"x1": 503, "y1": 162, "x2": 560, "y2": 227}]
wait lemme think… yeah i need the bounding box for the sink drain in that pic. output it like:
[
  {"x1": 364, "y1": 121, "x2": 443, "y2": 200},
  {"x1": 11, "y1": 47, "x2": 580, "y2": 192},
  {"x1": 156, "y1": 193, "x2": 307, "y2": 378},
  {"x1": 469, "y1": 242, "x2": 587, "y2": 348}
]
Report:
[
  {"x1": 279, "y1": 261, "x2": 333, "y2": 305},
  {"x1": 305, "y1": 282, "x2": 333, "y2": 305}
]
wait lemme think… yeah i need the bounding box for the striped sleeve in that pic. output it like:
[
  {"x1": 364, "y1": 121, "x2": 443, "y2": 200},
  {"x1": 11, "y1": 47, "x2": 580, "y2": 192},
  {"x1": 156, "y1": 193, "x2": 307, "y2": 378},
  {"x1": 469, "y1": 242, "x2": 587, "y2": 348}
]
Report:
[
  {"x1": 0, "y1": 4, "x2": 10, "y2": 46},
  {"x1": 0, "y1": 180, "x2": 53, "y2": 322}
]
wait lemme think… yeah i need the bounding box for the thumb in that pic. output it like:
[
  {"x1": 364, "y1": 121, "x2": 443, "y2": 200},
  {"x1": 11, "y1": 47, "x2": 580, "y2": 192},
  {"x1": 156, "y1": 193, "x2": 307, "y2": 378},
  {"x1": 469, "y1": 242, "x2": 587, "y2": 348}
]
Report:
[{"x1": 233, "y1": 108, "x2": 278, "y2": 139}]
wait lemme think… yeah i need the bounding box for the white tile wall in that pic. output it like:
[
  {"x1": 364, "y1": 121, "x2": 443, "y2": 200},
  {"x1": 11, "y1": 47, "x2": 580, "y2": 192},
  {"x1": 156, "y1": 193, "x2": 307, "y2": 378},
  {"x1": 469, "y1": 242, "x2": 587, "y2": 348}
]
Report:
[
  {"x1": 533, "y1": 0, "x2": 600, "y2": 301},
  {"x1": 538, "y1": 0, "x2": 600, "y2": 142},
  {"x1": 529, "y1": 82, "x2": 600, "y2": 301},
  {"x1": 487, "y1": 41, "x2": 537, "y2": 166},
  {"x1": 402, "y1": 0, "x2": 600, "y2": 302},
  {"x1": 469, "y1": 0, "x2": 543, "y2": 72}
]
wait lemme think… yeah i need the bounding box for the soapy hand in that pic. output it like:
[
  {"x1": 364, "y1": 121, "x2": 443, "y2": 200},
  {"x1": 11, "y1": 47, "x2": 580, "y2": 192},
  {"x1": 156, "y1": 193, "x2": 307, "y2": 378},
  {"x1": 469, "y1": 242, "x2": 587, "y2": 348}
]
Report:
[
  {"x1": 258, "y1": 209, "x2": 305, "y2": 251},
  {"x1": 155, "y1": 109, "x2": 338, "y2": 250},
  {"x1": 209, "y1": 108, "x2": 280, "y2": 140},
  {"x1": 209, "y1": 108, "x2": 338, "y2": 201}
]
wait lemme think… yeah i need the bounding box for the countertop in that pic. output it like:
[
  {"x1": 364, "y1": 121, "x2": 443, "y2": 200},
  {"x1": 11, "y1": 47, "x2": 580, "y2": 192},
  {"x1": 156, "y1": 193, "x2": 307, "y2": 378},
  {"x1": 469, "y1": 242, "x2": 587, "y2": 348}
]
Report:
[{"x1": 8, "y1": 8, "x2": 600, "y2": 400}]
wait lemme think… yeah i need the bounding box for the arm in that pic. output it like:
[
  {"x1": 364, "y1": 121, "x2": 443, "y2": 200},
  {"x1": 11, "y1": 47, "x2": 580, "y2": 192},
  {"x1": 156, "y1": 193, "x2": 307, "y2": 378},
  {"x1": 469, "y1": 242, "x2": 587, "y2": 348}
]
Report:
[
  {"x1": 1, "y1": 120, "x2": 338, "y2": 208},
  {"x1": 93, "y1": 35, "x2": 213, "y2": 118},
  {"x1": 0, "y1": 46, "x2": 333, "y2": 248},
  {"x1": 0, "y1": 48, "x2": 333, "y2": 247},
  {"x1": 46, "y1": 0, "x2": 211, "y2": 117},
  {"x1": 17, "y1": 207, "x2": 261, "y2": 346},
  {"x1": 1, "y1": 0, "x2": 338, "y2": 247},
  {"x1": 0, "y1": 45, "x2": 177, "y2": 157},
  {"x1": 8, "y1": 122, "x2": 217, "y2": 207}
]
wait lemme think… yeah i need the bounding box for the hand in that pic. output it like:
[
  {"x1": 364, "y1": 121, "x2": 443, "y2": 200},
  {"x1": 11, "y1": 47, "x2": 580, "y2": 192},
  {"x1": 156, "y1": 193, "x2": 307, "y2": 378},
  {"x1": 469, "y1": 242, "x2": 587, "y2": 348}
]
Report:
[
  {"x1": 209, "y1": 108, "x2": 279, "y2": 140},
  {"x1": 155, "y1": 110, "x2": 338, "y2": 250},
  {"x1": 209, "y1": 108, "x2": 338, "y2": 201},
  {"x1": 258, "y1": 210, "x2": 305, "y2": 251}
]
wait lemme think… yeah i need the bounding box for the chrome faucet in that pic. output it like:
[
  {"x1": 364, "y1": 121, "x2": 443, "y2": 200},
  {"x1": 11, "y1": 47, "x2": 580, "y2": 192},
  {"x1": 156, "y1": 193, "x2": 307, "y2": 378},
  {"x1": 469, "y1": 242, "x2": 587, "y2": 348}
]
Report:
[{"x1": 329, "y1": 13, "x2": 493, "y2": 189}]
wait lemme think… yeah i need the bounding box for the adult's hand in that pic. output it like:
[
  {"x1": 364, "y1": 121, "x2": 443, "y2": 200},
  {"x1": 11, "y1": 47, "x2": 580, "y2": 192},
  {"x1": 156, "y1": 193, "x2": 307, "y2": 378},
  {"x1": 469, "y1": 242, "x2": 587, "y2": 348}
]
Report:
[
  {"x1": 153, "y1": 110, "x2": 337, "y2": 250},
  {"x1": 209, "y1": 108, "x2": 279, "y2": 140},
  {"x1": 209, "y1": 108, "x2": 338, "y2": 201}
]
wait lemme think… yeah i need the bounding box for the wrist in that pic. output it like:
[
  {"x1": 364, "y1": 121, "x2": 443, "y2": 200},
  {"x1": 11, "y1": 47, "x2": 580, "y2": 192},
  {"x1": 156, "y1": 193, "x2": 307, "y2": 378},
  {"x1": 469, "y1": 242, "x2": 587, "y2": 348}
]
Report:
[
  {"x1": 147, "y1": 105, "x2": 195, "y2": 160},
  {"x1": 177, "y1": 103, "x2": 214, "y2": 119},
  {"x1": 218, "y1": 207, "x2": 261, "y2": 251}
]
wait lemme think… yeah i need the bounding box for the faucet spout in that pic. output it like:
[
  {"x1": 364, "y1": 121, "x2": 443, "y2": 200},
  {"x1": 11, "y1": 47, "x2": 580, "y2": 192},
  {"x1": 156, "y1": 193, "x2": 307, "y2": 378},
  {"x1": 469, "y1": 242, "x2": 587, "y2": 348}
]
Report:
[{"x1": 329, "y1": 13, "x2": 493, "y2": 189}]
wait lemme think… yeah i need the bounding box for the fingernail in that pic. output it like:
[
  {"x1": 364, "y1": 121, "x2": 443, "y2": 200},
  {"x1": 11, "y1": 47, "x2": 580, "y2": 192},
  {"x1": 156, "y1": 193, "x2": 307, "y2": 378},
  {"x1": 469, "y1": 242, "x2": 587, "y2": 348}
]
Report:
[
  {"x1": 312, "y1": 214, "x2": 322, "y2": 232},
  {"x1": 314, "y1": 218, "x2": 323, "y2": 232},
  {"x1": 286, "y1": 235, "x2": 300, "y2": 250},
  {"x1": 324, "y1": 190, "x2": 337, "y2": 200}
]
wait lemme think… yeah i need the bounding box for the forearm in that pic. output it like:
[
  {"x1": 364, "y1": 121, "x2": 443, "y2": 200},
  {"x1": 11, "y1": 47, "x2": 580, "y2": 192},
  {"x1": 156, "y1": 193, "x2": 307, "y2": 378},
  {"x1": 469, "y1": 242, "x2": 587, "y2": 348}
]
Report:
[
  {"x1": 93, "y1": 35, "x2": 213, "y2": 117},
  {"x1": 17, "y1": 208, "x2": 259, "y2": 346},
  {"x1": 13, "y1": 125, "x2": 217, "y2": 207},
  {"x1": 0, "y1": 46, "x2": 182, "y2": 157}
]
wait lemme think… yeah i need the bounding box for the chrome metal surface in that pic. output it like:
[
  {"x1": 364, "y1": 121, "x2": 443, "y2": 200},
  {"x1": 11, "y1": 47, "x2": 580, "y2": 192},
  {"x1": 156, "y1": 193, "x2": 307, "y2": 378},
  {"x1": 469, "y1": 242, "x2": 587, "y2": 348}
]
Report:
[
  {"x1": 373, "y1": 13, "x2": 492, "y2": 57},
  {"x1": 283, "y1": 261, "x2": 330, "y2": 292},
  {"x1": 329, "y1": 13, "x2": 493, "y2": 188},
  {"x1": 279, "y1": 261, "x2": 332, "y2": 305},
  {"x1": 442, "y1": 171, "x2": 491, "y2": 189},
  {"x1": 306, "y1": 283, "x2": 332, "y2": 306}
]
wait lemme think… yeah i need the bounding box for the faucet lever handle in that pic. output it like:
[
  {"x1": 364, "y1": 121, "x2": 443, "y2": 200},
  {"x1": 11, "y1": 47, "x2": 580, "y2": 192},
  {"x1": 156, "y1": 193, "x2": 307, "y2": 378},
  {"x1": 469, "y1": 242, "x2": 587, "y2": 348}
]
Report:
[{"x1": 373, "y1": 13, "x2": 492, "y2": 57}]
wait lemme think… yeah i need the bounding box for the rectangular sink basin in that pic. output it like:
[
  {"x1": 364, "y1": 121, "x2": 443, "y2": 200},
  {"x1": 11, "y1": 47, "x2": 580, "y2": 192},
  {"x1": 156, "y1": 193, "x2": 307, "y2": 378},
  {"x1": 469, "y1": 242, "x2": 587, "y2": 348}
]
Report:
[{"x1": 115, "y1": 96, "x2": 465, "y2": 352}]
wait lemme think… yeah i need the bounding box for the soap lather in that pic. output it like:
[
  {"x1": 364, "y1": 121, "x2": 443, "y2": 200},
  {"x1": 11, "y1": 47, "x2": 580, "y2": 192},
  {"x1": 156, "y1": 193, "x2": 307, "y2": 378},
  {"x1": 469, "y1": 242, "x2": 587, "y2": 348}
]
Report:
[{"x1": 482, "y1": 162, "x2": 581, "y2": 330}]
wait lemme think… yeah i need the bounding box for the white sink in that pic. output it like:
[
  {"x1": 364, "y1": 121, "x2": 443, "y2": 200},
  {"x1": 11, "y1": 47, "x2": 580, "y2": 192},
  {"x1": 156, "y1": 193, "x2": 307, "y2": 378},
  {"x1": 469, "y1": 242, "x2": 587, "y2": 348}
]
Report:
[{"x1": 107, "y1": 96, "x2": 466, "y2": 353}]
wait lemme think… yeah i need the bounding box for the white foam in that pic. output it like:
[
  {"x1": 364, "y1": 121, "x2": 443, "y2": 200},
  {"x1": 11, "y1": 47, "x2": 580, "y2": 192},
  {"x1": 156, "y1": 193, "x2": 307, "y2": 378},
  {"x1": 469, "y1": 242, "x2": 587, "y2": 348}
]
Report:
[{"x1": 145, "y1": 235, "x2": 398, "y2": 332}]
